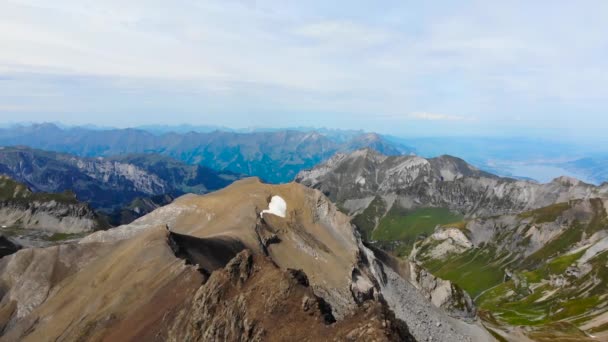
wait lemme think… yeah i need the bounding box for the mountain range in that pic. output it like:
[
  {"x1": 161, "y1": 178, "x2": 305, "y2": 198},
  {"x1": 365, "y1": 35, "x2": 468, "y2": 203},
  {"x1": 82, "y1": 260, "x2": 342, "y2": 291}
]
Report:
[
  {"x1": 296, "y1": 149, "x2": 607, "y2": 236},
  {"x1": 0, "y1": 123, "x2": 414, "y2": 183},
  {"x1": 0, "y1": 146, "x2": 242, "y2": 224},
  {"x1": 296, "y1": 148, "x2": 608, "y2": 340}
]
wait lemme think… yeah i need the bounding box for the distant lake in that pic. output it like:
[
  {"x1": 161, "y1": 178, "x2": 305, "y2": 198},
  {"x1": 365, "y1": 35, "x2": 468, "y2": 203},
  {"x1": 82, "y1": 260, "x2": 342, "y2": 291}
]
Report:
[{"x1": 487, "y1": 162, "x2": 596, "y2": 184}]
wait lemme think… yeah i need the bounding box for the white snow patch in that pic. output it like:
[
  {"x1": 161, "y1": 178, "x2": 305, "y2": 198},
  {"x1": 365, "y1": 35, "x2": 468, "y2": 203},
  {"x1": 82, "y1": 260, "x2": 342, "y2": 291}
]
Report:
[{"x1": 260, "y1": 195, "x2": 287, "y2": 218}]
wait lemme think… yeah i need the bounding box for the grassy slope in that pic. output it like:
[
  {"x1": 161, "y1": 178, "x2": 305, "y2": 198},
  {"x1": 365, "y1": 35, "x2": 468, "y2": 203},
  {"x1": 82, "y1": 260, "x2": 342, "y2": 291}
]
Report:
[
  {"x1": 371, "y1": 206, "x2": 463, "y2": 256},
  {"x1": 417, "y1": 200, "x2": 608, "y2": 338}
]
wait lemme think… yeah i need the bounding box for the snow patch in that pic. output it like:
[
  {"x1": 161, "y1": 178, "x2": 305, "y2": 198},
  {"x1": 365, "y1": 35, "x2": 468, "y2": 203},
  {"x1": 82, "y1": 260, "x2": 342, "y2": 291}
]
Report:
[{"x1": 261, "y1": 195, "x2": 287, "y2": 218}]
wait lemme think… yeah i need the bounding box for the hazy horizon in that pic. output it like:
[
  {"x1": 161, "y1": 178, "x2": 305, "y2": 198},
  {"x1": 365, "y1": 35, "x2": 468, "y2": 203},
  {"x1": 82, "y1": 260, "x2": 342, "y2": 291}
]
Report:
[{"x1": 1, "y1": 1, "x2": 607, "y2": 141}]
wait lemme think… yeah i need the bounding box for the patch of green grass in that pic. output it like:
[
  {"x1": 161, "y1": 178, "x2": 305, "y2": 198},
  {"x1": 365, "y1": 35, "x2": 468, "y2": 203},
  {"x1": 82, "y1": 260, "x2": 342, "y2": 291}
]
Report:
[
  {"x1": 586, "y1": 198, "x2": 608, "y2": 235},
  {"x1": 440, "y1": 220, "x2": 468, "y2": 230},
  {"x1": 47, "y1": 232, "x2": 85, "y2": 241},
  {"x1": 524, "y1": 225, "x2": 584, "y2": 268},
  {"x1": 371, "y1": 207, "x2": 463, "y2": 254},
  {"x1": 545, "y1": 250, "x2": 586, "y2": 275},
  {"x1": 423, "y1": 247, "x2": 507, "y2": 297},
  {"x1": 518, "y1": 202, "x2": 571, "y2": 224},
  {"x1": 0, "y1": 175, "x2": 80, "y2": 205}
]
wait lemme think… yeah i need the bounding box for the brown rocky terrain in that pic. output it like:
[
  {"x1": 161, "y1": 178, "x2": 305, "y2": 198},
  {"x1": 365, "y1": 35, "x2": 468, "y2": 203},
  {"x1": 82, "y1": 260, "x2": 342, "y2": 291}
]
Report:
[{"x1": 0, "y1": 178, "x2": 495, "y2": 341}]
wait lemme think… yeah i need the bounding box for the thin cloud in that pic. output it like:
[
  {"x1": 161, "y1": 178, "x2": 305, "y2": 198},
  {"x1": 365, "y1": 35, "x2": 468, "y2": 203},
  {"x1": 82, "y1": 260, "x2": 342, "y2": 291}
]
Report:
[{"x1": 409, "y1": 112, "x2": 476, "y2": 122}]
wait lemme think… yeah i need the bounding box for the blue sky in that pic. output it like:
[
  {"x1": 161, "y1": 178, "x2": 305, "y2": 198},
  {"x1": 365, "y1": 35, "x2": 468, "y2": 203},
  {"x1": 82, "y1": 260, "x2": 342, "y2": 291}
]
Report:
[{"x1": 0, "y1": 0, "x2": 607, "y2": 140}]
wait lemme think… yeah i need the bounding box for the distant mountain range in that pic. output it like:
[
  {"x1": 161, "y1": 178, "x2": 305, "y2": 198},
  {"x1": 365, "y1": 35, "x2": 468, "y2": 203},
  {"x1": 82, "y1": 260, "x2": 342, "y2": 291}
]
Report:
[
  {"x1": 296, "y1": 148, "x2": 608, "y2": 220},
  {"x1": 0, "y1": 146, "x2": 242, "y2": 224},
  {"x1": 0, "y1": 123, "x2": 414, "y2": 183}
]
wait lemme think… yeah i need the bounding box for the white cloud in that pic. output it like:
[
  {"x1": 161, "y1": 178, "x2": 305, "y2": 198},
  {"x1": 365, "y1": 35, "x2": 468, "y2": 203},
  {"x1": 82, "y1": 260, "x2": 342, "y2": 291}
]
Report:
[
  {"x1": 0, "y1": 0, "x2": 607, "y2": 132},
  {"x1": 409, "y1": 112, "x2": 476, "y2": 122},
  {"x1": 293, "y1": 20, "x2": 390, "y2": 48}
]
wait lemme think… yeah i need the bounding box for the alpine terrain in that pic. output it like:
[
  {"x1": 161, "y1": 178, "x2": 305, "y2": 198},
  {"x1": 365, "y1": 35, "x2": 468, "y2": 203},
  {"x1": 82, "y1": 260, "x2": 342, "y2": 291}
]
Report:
[
  {"x1": 0, "y1": 178, "x2": 494, "y2": 342},
  {"x1": 296, "y1": 148, "x2": 608, "y2": 340}
]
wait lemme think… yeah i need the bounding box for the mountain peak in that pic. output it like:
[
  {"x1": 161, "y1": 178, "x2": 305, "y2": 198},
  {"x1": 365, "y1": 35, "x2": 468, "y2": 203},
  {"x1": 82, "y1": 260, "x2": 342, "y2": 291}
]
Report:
[{"x1": 550, "y1": 175, "x2": 586, "y2": 186}]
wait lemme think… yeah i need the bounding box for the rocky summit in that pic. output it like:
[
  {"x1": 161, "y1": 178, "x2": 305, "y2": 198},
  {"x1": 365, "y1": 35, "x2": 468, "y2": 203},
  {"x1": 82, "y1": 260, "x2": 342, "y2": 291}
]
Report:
[{"x1": 0, "y1": 178, "x2": 494, "y2": 341}]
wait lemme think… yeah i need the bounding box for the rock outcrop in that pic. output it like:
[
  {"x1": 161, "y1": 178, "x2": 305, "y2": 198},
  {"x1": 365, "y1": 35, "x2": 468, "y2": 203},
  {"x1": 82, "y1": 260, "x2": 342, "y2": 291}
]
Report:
[
  {"x1": 407, "y1": 262, "x2": 476, "y2": 321},
  {"x1": 0, "y1": 175, "x2": 103, "y2": 234}
]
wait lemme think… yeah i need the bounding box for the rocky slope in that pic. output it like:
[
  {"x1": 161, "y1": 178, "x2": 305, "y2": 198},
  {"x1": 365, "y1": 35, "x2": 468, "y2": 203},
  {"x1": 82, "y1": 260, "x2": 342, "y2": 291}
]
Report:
[
  {"x1": 411, "y1": 198, "x2": 608, "y2": 341},
  {"x1": 296, "y1": 149, "x2": 608, "y2": 240},
  {"x1": 0, "y1": 146, "x2": 241, "y2": 223},
  {"x1": 0, "y1": 175, "x2": 103, "y2": 235},
  {"x1": 0, "y1": 178, "x2": 494, "y2": 341},
  {"x1": 0, "y1": 123, "x2": 413, "y2": 183}
]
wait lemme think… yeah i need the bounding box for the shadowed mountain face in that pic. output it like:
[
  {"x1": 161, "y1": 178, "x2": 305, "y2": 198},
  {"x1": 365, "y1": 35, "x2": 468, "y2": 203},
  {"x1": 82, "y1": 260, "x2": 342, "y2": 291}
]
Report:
[
  {"x1": 0, "y1": 123, "x2": 413, "y2": 183},
  {"x1": 0, "y1": 146, "x2": 241, "y2": 221},
  {"x1": 0, "y1": 178, "x2": 495, "y2": 342}
]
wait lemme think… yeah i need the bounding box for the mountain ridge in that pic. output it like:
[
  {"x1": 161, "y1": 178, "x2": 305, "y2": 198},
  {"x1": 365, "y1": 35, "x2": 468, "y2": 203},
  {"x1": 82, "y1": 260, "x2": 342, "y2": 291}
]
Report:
[
  {"x1": 0, "y1": 123, "x2": 414, "y2": 183},
  {"x1": 0, "y1": 146, "x2": 241, "y2": 223},
  {"x1": 296, "y1": 148, "x2": 608, "y2": 221}
]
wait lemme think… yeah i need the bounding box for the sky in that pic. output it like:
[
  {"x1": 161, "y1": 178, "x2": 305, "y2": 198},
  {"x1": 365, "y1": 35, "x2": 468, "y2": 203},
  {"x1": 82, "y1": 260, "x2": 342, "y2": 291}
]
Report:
[{"x1": 0, "y1": 0, "x2": 607, "y2": 140}]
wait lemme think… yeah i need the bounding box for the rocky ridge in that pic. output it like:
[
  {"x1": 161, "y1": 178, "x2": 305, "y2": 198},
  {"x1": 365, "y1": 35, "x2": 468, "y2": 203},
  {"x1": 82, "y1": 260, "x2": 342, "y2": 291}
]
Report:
[
  {"x1": 296, "y1": 148, "x2": 608, "y2": 229},
  {"x1": 0, "y1": 178, "x2": 495, "y2": 341}
]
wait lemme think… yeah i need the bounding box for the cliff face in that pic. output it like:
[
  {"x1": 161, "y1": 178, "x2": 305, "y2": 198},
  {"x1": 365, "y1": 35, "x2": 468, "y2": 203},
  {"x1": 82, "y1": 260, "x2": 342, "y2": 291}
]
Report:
[
  {"x1": 0, "y1": 178, "x2": 495, "y2": 342},
  {"x1": 0, "y1": 175, "x2": 102, "y2": 234}
]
